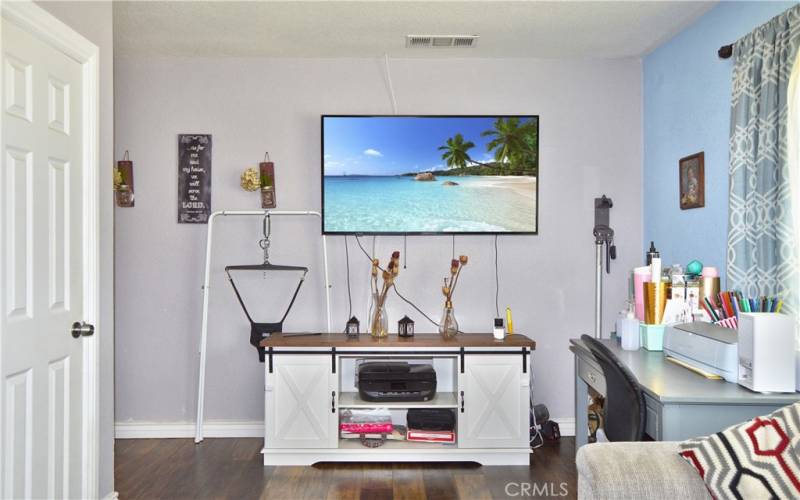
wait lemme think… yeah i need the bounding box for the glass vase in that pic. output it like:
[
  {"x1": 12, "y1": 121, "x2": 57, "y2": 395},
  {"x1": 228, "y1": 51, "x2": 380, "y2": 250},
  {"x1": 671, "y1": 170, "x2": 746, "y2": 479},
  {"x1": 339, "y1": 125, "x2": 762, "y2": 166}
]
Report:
[
  {"x1": 115, "y1": 185, "x2": 134, "y2": 207},
  {"x1": 439, "y1": 303, "x2": 459, "y2": 339},
  {"x1": 369, "y1": 293, "x2": 388, "y2": 338}
]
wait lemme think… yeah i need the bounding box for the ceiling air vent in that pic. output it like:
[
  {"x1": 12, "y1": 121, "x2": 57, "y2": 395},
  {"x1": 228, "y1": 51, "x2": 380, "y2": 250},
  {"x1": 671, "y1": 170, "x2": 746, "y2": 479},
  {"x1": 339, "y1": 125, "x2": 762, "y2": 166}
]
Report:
[{"x1": 406, "y1": 35, "x2": 478, "y2": 48}]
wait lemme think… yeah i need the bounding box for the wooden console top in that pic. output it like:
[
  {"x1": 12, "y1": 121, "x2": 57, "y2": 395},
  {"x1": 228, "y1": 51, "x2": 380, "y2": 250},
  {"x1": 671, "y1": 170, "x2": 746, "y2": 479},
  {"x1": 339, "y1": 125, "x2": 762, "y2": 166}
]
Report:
[{"x1": 260, "y1": 332, "x2": 535, "y2": 349}]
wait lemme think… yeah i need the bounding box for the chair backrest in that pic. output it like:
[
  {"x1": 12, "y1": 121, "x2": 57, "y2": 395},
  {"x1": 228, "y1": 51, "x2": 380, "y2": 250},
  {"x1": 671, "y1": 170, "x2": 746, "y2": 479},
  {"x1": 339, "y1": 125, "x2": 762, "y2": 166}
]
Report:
[{"x1": 580, "y1": 335, "x2": 646, "y2": 441}]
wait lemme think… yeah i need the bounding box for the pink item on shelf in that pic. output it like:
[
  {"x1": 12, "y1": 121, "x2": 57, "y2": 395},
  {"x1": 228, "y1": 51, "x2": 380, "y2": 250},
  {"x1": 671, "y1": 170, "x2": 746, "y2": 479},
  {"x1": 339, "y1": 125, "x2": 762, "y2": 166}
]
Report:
[
  {"x1": 701, "y1": 266, "x2": 719, "y2": 278},
  {"x1": 407, "y1": 430, "x2": 455, "y2": 443},
  {"x1": 340, "y1": 423, "x2": 393, "y2": 434},
  {"x1": 633, "y1": 267, "x2": 651, "y2": 321}
]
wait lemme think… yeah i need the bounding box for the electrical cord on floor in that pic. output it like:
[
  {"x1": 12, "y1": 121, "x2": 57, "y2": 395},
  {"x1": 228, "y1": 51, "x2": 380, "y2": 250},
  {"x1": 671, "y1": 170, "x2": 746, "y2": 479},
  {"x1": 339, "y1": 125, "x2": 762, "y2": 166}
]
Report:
[{"x1": 530, "y1": 379, "x2": 544, "y2": 450}]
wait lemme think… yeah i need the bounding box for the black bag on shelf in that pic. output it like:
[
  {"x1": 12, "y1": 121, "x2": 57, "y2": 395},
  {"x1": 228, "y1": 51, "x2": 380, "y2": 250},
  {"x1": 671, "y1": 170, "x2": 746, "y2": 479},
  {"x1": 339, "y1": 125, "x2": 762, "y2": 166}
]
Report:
[{"x1": 406, "y1": 409, "x2": 455, "y2": 431}]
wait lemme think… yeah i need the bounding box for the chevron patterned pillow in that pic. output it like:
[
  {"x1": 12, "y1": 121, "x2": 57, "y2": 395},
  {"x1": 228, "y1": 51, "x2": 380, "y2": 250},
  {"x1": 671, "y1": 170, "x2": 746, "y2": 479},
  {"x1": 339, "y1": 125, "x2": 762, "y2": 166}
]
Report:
[{"x1": 678, "y1": 402, "x2": 800, "y2": 499}]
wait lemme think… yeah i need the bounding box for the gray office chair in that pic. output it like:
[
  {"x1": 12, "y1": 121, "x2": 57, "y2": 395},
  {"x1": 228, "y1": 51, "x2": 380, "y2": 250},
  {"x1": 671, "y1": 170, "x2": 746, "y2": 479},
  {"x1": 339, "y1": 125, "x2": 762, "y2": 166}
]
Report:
[{"x1": 581, "y1": 335, "x2": 646, "y2": 441}]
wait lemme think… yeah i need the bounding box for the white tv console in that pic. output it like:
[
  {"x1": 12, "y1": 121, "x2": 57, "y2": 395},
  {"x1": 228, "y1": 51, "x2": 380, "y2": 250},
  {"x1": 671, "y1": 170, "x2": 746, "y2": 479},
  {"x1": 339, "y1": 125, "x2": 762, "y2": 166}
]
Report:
[{"x1": 261, "y1": 333, "x2": 535, "y2": 466}]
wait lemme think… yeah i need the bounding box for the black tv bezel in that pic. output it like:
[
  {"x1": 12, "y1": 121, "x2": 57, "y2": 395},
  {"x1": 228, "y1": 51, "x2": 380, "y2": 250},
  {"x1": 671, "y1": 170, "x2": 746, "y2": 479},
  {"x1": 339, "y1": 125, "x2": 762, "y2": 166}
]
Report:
[{"x1": 320, "y1": 114, "x2": 540, "y2": 236}]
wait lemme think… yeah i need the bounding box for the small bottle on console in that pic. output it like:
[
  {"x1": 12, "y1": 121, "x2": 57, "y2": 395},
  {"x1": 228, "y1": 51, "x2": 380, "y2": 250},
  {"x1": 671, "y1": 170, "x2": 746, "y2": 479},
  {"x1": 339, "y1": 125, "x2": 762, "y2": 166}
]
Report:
[{"x1": 493, "y1": 318, "x2": 505, "y2": 340}]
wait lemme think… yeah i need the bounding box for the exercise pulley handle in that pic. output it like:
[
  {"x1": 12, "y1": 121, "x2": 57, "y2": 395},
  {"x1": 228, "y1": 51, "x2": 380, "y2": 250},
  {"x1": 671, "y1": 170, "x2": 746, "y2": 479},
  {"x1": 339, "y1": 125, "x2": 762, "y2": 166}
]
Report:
[{"x1": 260, "y1": 214, "x2": 272, "y2": 263}]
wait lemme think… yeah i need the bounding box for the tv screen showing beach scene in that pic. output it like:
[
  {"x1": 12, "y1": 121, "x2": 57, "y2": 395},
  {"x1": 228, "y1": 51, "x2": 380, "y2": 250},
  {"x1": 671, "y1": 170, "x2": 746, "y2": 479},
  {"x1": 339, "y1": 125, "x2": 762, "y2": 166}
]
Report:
[{"x1": 322, "y1": 115, "x2": 539, "y2": 234}]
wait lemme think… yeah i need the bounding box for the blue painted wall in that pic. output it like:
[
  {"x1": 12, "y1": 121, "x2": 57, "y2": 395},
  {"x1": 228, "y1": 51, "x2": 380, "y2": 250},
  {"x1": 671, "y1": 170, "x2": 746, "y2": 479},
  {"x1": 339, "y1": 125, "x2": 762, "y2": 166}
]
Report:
[{"x1": 643, "y1": 1, "x2": 796, "y2": 285}]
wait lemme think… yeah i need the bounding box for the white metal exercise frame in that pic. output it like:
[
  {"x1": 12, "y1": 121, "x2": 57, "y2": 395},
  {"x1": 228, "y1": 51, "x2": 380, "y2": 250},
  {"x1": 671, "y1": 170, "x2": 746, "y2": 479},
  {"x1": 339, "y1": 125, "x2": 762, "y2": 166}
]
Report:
[{"x1": 194, "y1": 210, "x2": 331, "y2": 443}]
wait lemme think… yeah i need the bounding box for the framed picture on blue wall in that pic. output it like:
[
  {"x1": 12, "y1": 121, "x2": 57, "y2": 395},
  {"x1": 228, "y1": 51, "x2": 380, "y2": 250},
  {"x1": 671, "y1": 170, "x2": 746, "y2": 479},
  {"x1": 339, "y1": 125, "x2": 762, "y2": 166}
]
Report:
[{"x1": 679, "y1": 152, "x2": 704, "y2": 210}]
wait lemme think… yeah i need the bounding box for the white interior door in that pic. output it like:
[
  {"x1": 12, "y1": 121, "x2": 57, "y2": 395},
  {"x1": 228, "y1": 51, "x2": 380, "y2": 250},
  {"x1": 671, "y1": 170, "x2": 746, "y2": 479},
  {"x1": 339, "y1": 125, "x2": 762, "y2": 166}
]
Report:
[
  {"x1": 1, "y1": 4, "x2": 99, "y2": 499},
  {"x1": 458, "y1": 355, "x2": 529, "y2": 449},
  {"x1": 265, "y1": 355, "x2": 336, "y2": 449}
]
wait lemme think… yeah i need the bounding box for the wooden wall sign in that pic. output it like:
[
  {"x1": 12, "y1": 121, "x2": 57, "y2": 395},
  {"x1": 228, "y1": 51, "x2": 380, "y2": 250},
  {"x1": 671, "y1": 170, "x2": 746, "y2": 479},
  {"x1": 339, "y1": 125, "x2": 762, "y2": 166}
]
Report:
[{"x1": 178, "y1": 134, "x2": 212, "y2": 223}]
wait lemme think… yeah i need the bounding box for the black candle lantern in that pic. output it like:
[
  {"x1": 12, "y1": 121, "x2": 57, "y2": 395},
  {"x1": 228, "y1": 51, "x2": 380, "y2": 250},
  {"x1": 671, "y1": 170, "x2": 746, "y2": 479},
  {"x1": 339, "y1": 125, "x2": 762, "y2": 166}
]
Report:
[
  {"x1": 398, "y1": 315, "x2": 414, "y2": 337},
  {"x1": 346, "y1": 316, "x2": 360, "y2": 337}
]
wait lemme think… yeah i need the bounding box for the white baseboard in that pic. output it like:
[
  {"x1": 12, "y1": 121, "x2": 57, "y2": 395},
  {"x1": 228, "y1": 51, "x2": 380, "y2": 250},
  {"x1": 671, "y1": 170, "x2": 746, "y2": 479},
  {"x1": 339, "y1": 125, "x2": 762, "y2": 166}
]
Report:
[
  {"x1": 102, "y1": 491, "x2": 119, "y2": 500},
  {"x1": 553, "y1": 417, "x2": 575, "y2": 437},
  {"x1": 115, "y1": 420, "x2": 264, "y2": 439},
  {"x1": 117, "y1": 418, "x2": 576, "y2": 440}
]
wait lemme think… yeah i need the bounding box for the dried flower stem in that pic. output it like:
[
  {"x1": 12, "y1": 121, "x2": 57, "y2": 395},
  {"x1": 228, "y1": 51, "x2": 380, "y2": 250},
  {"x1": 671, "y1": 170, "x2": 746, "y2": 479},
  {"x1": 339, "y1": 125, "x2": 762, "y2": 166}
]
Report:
[
  {"x1": 370, "y1": 251, "x2": 400, "y2": 334},
  {"x1": 441, "y1": 255, "x2": 468, "y2": 306}
]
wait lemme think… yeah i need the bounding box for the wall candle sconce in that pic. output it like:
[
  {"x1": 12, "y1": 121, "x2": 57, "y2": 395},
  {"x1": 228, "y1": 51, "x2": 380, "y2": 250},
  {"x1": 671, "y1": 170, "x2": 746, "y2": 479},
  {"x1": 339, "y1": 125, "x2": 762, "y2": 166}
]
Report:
[
  {"x1": 259, "y1": 152, "x2": 276, "y2": 209},
  {"x1": 114, "y1": 150, "x2": 135, "y2": 207}
]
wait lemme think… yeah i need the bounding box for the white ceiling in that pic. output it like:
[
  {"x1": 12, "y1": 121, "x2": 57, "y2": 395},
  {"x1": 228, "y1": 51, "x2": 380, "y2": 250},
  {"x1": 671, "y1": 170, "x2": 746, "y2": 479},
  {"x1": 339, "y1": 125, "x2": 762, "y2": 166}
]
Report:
[{"x1": 113, "y1": 1, "x2": 716, "y2": 59}]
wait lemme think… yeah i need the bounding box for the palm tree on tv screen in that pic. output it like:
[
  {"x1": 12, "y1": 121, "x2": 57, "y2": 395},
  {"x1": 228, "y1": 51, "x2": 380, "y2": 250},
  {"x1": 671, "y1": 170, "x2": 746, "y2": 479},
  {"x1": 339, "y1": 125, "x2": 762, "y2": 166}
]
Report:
[
  {"x1": 482, "y1": 117, "x2": 538, "y2": 176},
  {"x1": 438, "y1": 133, "x2": 475, "y2": 170},
  {"x1": 433, "y1": 118, "x2": 538, "y2": 176}
]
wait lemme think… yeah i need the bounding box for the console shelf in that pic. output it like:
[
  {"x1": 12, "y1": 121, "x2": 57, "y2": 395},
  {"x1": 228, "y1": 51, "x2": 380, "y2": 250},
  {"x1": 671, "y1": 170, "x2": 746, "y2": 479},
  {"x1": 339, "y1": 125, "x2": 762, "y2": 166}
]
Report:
[
  {"x1": 338, "y1": 439, "x2": 456, "y2": 450},
  {"x1": 338, "y1": 392, "x2": 458, "y2": 409}
]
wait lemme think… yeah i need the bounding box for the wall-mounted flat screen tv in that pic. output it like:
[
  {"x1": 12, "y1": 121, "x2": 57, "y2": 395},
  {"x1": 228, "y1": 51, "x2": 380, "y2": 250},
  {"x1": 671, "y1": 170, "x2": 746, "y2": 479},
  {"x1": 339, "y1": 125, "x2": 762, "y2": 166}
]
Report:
[{"x1": 322, "y1": 115, "x2": 539, "y2": 235}]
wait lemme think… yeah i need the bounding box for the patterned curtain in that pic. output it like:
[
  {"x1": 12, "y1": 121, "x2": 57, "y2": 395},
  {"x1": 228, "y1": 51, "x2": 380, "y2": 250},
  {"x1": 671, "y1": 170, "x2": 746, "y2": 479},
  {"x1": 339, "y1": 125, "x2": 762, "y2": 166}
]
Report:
[{"x1": 728, "y1": 5, "x2": 800, "y2": 315}]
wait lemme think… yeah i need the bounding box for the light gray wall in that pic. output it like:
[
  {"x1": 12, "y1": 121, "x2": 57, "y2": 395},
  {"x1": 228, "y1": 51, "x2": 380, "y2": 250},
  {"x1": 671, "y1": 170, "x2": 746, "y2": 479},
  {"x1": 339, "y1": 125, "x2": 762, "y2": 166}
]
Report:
[
  {"x1": 114, "y1": 56, "x2": 642, "y2": 425},
  {"x1": 36, "y1": 1, "x2": 115, "y2": 497}
]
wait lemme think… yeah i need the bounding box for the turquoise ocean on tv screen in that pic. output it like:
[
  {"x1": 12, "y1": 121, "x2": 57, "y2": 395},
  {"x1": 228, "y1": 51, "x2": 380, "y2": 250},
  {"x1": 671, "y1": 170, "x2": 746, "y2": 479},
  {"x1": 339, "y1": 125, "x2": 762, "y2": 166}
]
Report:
[{"x1": 323, "y1": 175, "x2": 536, "y2": 233}]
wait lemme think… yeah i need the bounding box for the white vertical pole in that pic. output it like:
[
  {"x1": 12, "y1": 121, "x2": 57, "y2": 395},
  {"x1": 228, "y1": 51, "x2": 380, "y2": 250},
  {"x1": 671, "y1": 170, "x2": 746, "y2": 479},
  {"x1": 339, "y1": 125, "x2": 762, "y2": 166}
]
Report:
[
  {"x1": 195, "y1": 211, "x2": 219, "y2": 443},
  {"x1": 595, "y1": 242, "x2": 603, "y2": 339}
]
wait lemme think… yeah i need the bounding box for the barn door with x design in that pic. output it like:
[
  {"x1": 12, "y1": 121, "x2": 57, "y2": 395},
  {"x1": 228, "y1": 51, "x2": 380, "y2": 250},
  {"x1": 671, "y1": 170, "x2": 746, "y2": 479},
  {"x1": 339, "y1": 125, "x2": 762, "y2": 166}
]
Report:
[
  {"x1": 458, "y1": 355, "x2": 529, "y2": 448},
  {"x1": 265, "y1": 355, "x2": 336, "y2": 449}
]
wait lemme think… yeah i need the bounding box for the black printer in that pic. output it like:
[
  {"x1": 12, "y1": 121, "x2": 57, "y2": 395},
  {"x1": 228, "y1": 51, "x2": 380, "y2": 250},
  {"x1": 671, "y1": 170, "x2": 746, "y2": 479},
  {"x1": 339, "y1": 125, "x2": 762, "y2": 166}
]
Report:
[{"x1": 357, "y1": 361, "x2": 437, "y2": 402}]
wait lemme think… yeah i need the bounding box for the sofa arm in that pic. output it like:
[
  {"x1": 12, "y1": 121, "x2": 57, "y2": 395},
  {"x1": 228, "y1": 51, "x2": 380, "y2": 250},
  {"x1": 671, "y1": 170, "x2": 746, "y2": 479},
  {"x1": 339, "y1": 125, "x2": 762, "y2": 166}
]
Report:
[{"x1": 576, "y1": 442, "x2": 710, "y2": 500}]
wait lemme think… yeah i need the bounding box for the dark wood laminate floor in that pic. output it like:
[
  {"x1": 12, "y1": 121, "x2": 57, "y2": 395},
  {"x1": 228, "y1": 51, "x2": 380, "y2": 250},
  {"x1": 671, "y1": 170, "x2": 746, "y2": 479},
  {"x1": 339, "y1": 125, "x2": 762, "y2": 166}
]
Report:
[{"x1": 115, "y1": 438, "x2": 577, "y2": 500}]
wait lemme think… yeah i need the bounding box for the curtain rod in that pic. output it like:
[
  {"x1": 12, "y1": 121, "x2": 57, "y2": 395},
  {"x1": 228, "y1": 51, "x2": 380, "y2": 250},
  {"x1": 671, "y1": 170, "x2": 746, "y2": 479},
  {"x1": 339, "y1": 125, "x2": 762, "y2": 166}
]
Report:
[{"x1": 718, "y1": 44, "x2": 733, "y2": 59}]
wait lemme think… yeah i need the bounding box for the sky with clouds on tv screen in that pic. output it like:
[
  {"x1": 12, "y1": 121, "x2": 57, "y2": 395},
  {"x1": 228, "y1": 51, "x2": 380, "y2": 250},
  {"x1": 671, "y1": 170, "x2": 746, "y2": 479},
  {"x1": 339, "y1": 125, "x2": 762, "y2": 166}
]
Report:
[{"x1": 323, "y1": 116, "x2": 536, "y2": 176}]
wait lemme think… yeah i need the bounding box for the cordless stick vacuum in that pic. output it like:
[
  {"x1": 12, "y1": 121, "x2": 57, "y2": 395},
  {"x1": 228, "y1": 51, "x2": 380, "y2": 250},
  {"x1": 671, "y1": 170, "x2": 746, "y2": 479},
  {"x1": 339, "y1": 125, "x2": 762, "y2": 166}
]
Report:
[{"x1": 593, "y1": 196, "x2": 616, "y2": 339}]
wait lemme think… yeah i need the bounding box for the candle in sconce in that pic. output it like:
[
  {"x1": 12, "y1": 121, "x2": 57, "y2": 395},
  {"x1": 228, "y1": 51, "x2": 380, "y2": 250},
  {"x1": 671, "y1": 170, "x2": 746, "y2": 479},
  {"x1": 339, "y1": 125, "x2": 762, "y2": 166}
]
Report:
[{"x1": 259, "y1": 154, "x2": 276, "y2": 209}]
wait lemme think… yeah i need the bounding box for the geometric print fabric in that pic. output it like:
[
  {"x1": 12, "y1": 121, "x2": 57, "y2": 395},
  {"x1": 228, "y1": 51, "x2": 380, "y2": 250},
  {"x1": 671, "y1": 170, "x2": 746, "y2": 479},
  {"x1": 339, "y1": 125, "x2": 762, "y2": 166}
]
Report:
[
  {"x1": 679, "y1": 402, "x2": 800, "y2": 500},
  {"x1": 728, "y1": 4, "x2": 800, "y2": 318}
]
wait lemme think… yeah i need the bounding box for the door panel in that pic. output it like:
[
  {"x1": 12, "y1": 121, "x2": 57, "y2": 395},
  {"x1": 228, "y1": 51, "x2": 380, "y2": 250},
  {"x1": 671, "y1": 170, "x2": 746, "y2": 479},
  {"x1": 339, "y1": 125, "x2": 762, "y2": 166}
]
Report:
[
  {"x1": 4, "y1": 146, "x2": 32, "y2": 319},
  {"x1": 265, "y1": 355, "x2": 336, "y2": 449},
  {"x1": 4, "y1": 369, "x2": 32, "y2": 499},
  {"x1": 458, "y1": 355, "x2": 528, "y2": 449},
  {"x1": 47, "y1": 356, "x2": 69, "y2": 500},
  {"x1": 2, "y1": 16, "x2": 87, "y2": 500},
  {"x1": 48, "y1": 157, "x2": 69, "y2": 312}
]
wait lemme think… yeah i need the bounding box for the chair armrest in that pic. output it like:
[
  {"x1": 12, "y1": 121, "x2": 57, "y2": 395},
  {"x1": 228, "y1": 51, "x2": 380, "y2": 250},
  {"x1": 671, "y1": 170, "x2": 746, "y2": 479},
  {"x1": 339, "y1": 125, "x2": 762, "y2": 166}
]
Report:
[{"x1": 576, "y1": 442, "x2": 710, "y2": 499}]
